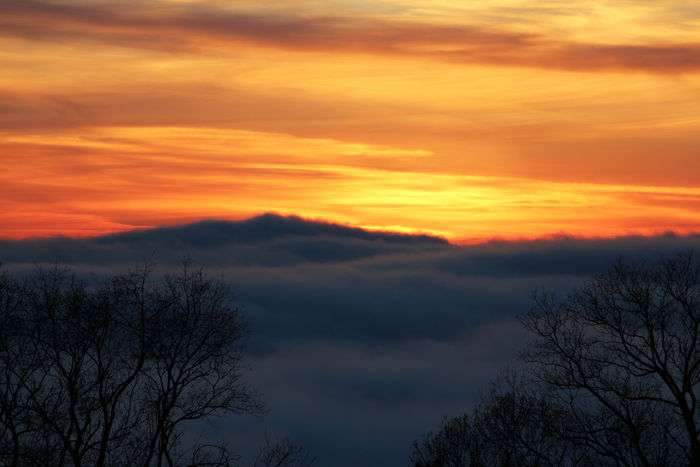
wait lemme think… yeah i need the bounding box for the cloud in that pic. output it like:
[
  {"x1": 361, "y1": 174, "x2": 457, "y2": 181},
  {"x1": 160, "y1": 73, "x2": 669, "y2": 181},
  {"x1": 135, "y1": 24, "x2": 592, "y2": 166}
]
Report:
[
  {"x1": 3, "y1": 214, "x2": 700, "y2": 465},
  {"x1": 100, "y1": 212, "x2": 447, "y2": 244},
  {"x1": 0, "y1": 214, "x2": 447, "y2": 267},
  {"x1": 4, "y1": 0, "x2": 700, "y2": 73}
]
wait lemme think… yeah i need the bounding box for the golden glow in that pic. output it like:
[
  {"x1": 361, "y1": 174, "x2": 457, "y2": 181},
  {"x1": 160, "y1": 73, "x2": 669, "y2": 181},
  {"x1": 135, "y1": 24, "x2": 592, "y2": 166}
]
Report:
[{"x1": 1, "y1": 1, "x2": 699, "y2": 241}]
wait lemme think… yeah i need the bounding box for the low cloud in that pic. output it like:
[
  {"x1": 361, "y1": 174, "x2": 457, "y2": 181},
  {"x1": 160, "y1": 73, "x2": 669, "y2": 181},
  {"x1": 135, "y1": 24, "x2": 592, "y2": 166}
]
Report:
[{"x1": 2, "y1": 214, "x2": 700, "y2": 465}]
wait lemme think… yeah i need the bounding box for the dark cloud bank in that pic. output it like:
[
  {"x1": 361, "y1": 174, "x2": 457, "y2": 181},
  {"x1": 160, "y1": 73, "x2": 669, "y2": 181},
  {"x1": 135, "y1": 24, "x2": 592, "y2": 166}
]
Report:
[{"x1": 2, "y1": 214, "x2": 700, "y2": 466}]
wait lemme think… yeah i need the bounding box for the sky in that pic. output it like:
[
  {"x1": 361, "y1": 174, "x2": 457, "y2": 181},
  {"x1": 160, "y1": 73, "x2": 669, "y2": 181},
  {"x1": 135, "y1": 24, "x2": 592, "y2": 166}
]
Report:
[
  {"x1": 3, "y1": 3, "x2": 700, "y2": 463},
  {"x1": 2, "y1": 0, "x2": 700, "y2": 241}
]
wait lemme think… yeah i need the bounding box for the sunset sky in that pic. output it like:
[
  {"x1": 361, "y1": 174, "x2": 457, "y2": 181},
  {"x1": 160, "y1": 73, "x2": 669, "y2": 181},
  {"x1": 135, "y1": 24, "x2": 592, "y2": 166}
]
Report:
[{"x1": 2, "y1": 0, "x2": 700, "y2": 241}]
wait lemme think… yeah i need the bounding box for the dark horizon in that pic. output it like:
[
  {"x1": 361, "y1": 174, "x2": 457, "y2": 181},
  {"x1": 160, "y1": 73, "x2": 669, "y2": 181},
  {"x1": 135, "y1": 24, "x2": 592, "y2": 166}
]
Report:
[{"x1": 3, "y1": 216, "x2": 700, "y2": 465}]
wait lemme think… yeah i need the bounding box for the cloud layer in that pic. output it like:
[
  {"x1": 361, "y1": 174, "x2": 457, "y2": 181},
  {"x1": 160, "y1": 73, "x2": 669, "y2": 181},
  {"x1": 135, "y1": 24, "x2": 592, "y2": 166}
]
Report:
[
  {"x1": 3, "y1": 214, "x2": 700, "y2": 465},
  {"x1": 4, "y1": 0, "x2": 700, "y2": 73}
]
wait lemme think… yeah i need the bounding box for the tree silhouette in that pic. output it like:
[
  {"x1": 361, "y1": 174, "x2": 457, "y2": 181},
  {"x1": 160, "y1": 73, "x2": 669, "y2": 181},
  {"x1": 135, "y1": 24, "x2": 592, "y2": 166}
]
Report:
[
  {"x1": 410, "y1": 373, "x2": 587, "y2": 467},
  {"x1": 410, "y1": 414, "x2": 473, "y2": 467},
  {"x1": 252, "y1": 433, "x2": 315, "y2": 467},
  {"x1": 0, "y1": 264, "x2": 264, "y2": 466},
  {"x1": 410, "y1": 252, "x2": 700, "y2": 467}
]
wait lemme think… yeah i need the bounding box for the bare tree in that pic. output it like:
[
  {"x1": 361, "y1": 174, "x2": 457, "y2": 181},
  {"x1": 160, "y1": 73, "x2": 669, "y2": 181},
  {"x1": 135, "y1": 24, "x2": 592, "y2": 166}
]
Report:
[
  {"x1": 522, "y1": 252, "x2": 699, "y2": 466},
  {"x1": 252, "y1": 432, "x2": 315, "y2": 467},
  {"x1": 0, "y1": 269, "x2": 32, "y2": 466},
  {"x1": 409, "y1": 372, "x2": 589, "y2": 467},
  {"x1": 140, "y1": 265, "x2": 264, "y2": 466},
  {"x1": 409, "y1": 414, "x2": 475, "y2": 467},
  {"x1": 411, "y1": 253, "x2": 700, "y2": 467},
  {"x1": 474, "y1": 372, "x2": 587, "y2": 467},
  {"x1": 0, "y1": 264, "x2": 264, "y2": 466}
]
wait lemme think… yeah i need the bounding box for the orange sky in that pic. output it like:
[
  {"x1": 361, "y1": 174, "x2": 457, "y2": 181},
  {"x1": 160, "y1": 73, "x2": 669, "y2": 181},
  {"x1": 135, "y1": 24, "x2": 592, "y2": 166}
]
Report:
[{"x1": 1, "y1": 0, "x2": 700, "y2": 241}]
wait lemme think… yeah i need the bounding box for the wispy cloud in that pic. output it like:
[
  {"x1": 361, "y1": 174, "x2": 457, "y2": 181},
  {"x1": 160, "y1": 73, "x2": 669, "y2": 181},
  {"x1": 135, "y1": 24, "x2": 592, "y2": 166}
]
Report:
[
  {"x1": 4, "y1": 0, "x2": 700, "y2": 73},
  {"x1": 2, "y1": 126, "x2": 700, "y2": 240}
]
